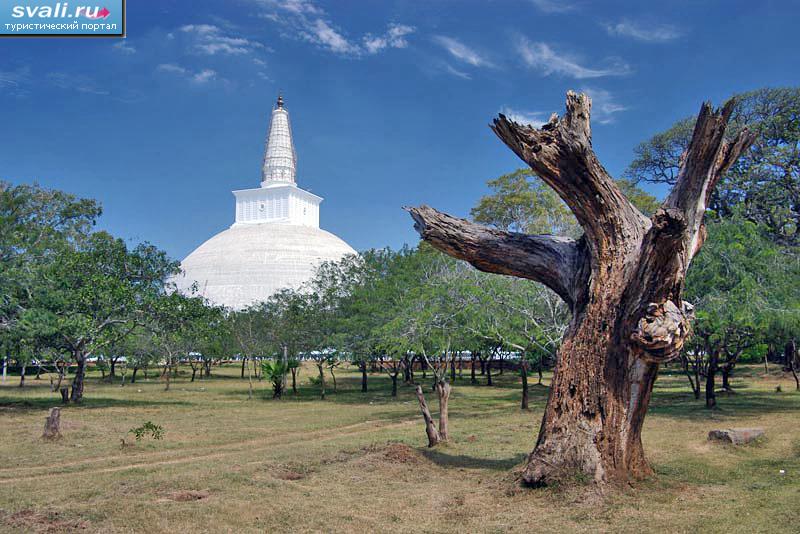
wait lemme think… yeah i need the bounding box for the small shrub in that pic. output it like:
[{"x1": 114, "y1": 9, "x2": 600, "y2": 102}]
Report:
[
  {"x1": 307, "y1": 375, "x2": 322, "y2": 386},
  {"x1": 129, "y1": 421, "x2": 165, "y2": 441}
]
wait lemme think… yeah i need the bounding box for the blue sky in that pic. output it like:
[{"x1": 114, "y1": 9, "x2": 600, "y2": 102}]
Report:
[{"x1": 2, "y1": 0, "x2": 799, "y2": 260}]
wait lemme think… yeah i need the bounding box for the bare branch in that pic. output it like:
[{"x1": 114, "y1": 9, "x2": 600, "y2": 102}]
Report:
[
  {"x1": 664, "y1": 99, "x2": 756, "y2": 258},
  {"x1": 490, "y1": 91, "x2": 648, "y2": 257},
  {"x1": 405, "y1": 205, "x2": 585, "y2": 309}
]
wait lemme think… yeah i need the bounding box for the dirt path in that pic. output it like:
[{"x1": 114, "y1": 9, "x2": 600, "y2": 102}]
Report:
[{"x1": 0, "y1": 417, "x2": 418, "y2": 485}]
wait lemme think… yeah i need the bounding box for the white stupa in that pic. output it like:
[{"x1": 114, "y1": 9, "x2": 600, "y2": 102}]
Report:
[{"x1": 175, "y1": 95, "x2": 356, "y2": 310}]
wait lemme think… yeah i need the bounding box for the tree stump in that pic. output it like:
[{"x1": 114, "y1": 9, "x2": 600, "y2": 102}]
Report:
[{"x1": 42, "y1": 407, "x2": 62, "y2": 440}]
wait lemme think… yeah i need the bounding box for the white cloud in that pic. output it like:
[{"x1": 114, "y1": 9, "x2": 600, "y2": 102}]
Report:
[
  {"x1": 157, "y1": 63, "x2": 219, "y2": 85},
  {"x1": 580, "y1": 87, "x2": 628, "y2": 124},
  {"x1": 156, "y1": 63, "x2": 187, "y2": 75},
  {"x1": 112, "y1": 40, "x2": 136, "y2": 54},
  {"x1": 445, "y1": 64, "x2": 471, "y2": 80},
  {"x1": 179, "y1": 24, "x2": 264, "y2": 55},
  {"x1": 301, "y1": 18, "x2": 359, "y2": 55},
  {"x1": 500, "y1": 107, "x2": 549, "y2": 128},
  {"x1": 434, "y1": 36, "x2": 494, "y2": 68},
  {"x1": 363, "y1": 23, "x2": 415, "y2": 54},
  {"x1": 517, "y1": 39, "x2": 630, "y2": 79},
  {"x1": 192, "y1": 69, "x2": 217, "y2": 84},
  {"x1": 256, "y1": 0, "x2": 413, "y2": 57},
  {"x1": 604, "y1": 20, "x2": 682, "y2": 43},
  {"x1": 530, "y1": 0, "x2": 575, "y2": 13}
]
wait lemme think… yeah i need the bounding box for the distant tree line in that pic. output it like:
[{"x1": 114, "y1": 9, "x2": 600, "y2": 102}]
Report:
[{"x1": 2, "y1": 86, "x2": 798, "y2": 417}]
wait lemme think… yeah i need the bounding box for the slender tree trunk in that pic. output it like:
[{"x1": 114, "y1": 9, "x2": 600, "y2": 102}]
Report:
[
  {"x1": 360, "y1": 361, "x2": 368, "y2": 393},
  {"x1": 291, "y1": 367, "x2": 297, "y2": 394},
  {"x1": 521, "y1": 360, "x2": 530, "y2": 410},
  {"x1": 407, "y1": 93, "x2": 752, "y2": 485},
  {"x1": 330, "y1": 367, "x2": 337, "y2": 393},
  {"x1": 190, "y1": 366, "x2": 197, "y2": 382},
  {"x1": 18, "y1": 362, "x2": 26, "y2": 387},
  {"x1": 485, "y1": 358, "x2": 492, "y2": 386},
  {"x1": 241, "y1": 357, "x2": 246, "y2": 379},
  {"x1": 164, "y1": 361, "x2": 171, "y2": 391},
  {"x1": 247, "y1": 357, "x2": 254, "y2": 400},
  {"x1": 706, "y1": 350, "x2": 718, "y2": 409},
  {"x1": 131, "y1": 367, "x2": 138, "y2": 384},
  {"x1": 721, "y1": 367, "x2": 731, "y2": 392},
  {"x1": 390, "y1": 373, "x2": 398, "y2": 397},
  {"x1": 318, "y1": 363, "x2": 326, "y2": 400},
  {"x1": 450, "y1": 358, "x2": 456, "y2": 382},
  {"x1": 470, "y1": 354, "x2": 477, "y2": 384},
  {"x1": 70, "y1": 351, "x2": 87, "y2": 402},
  {"x1": 436, "y1": 380, "x2": 451, "y2": 441},
  {"x1": 537, "y1": 357, "x2": 544, "y2": 385},
  {"x1": 415, "y1": 385, "x2": 440, "y2": 447}
]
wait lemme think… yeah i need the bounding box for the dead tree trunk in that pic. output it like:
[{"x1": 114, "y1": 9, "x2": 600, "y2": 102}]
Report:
[
  {"x1": 415, "y1": 385, "x2": 441, "y2": 447},
  {"x1": 407, "y1": 91, "x2": 753, "y2": 485},
  {"x1": 42, "y1": 407, "x2": 62, "y2": 440}
]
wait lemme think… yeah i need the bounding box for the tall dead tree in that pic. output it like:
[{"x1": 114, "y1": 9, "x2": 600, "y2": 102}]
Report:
[{"x1": 407, "y1": 92, "x2": 754, "y2": 485}]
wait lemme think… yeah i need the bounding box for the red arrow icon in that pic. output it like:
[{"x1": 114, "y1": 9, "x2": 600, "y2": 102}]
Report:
[{"x1": 86, "y1": 7, "x2": 110, "y2": 19}]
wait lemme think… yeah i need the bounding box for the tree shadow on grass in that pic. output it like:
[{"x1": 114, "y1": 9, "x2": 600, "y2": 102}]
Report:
[
  {"x1": 421, "y1": 448, "x2": 526, "y2": 471},
  {"x1": 0, "y1": 396, "x2": 193, "y2": 412},
  {"x1": 648, "y1": 389, "x2": 800, "y2": 420}
]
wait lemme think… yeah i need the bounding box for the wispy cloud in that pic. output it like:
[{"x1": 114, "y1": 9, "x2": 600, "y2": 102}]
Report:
[
  {"x1": 363, "y1": 23, "x2": 415, "y2": 54},
  {"x1": 156, "y1": 63, "x2": 220, "y2": 85},
  {"x1": 179, "y1": 24, "x2": 264, "y2": 55},
  {"x1": 530, "y1": 0, "x2": 575, "y2": 13},
  {"x1": 445, "y1": 64, "x2": 471, "y2": 80},
  {"x1": 0, "y1": 67, "x2": 30, "y2": 90},
  {"x1": 580, "y1": 87, "x2": 628, "y2": 124},
  {"x1": 112, "y1": 40, "x2": 136, "y2": 54},
  {"x1": 47, "y1": 72, "x2": 110, "y2": 95},
  {"x1": 517, "y1": 39, "x2": 631, "y2": 79},
  {"x1": 256, "y1": 0, "x2": 414, "y2": 57},
  {"x1": 434, "y1": 36, "x2": 494, "y2": 68},
  {"x1": 500, "y1": 107, "x2": 549, "y2": 128},
  {"x1": 603, "y1": 19, "x2": 682, "y2": 43},
  {"x1": 300, "y1": 18, "x2": 360, "y2": 55}
]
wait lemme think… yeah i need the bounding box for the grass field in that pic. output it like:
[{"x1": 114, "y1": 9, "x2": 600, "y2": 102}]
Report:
[{"x1": 0, "y1": 362, "x2": 798, "y2": 533}]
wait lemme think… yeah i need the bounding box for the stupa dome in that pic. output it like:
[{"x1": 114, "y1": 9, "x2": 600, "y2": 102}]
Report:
[
  {"x1": 175, "y1": 223, "x2": 355, "y2": 310},
  {"x1": 176, "y1": 94, "x2": 356, "y2": 309}
]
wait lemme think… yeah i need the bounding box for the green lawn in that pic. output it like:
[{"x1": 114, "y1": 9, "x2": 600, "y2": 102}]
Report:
[{"x1": 0, "y1": 363, "x2": 798, "y2": 533}]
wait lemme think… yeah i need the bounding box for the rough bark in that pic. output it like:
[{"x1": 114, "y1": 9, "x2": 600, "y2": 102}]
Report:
[
  {"x1": 407, "y1": 91, "x2": 754, "y2": 485},
  {"x1": 415, "y1": 385, "x2": 441, "y2": 447},
  {"x1": 42, "y1": 407, "x2": 62, "y2": 440}
]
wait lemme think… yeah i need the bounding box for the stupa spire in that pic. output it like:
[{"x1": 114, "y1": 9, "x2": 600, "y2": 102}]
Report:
[{"x1": 261, "y1": 93, "x2": 296, "y2": 186}]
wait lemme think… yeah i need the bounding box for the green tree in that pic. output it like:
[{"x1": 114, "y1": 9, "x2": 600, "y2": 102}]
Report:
[
  {"x1": 29, "y1": 232, "x2": 179, "y2": 401},
  {"x1": 626, "y1": 87, "x2": 800, "y2": 244},
  {"x1": 684, "y1": 217, "x2": 798, "y2": 407}
]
